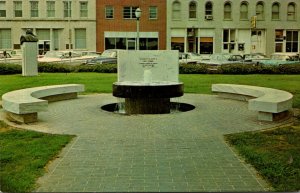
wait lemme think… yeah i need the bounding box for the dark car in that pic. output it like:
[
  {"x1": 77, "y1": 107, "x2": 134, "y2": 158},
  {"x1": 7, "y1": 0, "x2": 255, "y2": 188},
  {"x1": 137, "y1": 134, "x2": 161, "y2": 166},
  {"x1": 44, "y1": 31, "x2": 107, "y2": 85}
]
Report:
[
  {"x1": 83, "y1": 49, "x2": 120, "y2": 65},
  {"x1": 85, "y1": 57, "x2": 117, "y2": 65}
]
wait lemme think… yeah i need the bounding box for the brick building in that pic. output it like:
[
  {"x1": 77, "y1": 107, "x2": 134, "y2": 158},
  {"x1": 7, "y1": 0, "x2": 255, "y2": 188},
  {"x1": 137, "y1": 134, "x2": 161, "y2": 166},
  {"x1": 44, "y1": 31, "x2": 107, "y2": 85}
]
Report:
[{"x1": 96, "y1": 0, "x2": 166, "y2": 52}]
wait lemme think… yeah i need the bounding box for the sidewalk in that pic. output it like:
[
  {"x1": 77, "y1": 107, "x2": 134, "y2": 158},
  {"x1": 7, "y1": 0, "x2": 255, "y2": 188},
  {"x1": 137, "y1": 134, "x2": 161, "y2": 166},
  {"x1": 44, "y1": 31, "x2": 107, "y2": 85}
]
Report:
[{"x1": 3, "y1": 94, "x2": 284, "y2": 192}]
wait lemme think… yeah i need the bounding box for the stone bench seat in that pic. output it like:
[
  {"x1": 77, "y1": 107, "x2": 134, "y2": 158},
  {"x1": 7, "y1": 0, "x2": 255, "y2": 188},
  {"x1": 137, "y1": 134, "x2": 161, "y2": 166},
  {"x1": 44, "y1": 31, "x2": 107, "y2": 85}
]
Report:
[
  {"x1": 212, "y1": 84, "x2": 293, "y2": 121},
  {"x1": 2, "y1": 84, "x2": 85, "y2": 123}
]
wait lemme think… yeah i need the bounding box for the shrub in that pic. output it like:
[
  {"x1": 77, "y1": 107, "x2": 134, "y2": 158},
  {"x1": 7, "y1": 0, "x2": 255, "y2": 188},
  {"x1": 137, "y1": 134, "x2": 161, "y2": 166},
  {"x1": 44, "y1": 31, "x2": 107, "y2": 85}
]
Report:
[
  {"x1": 218, "y1": 63, "x2": 254, "y2": 74},
  {"x1": 38, "y1": 63, "x2": 73, "y2": 73},
  {"x1": 0, "y1": 63, "x2": 22, "y2": 75},
  {"x1": 75, "y1": 64, "x2": 117, "y2": 73},
  {"x1": 179, "y1": 63, "x2": 208, "y2": 74},
  {"x1": 278, "y1": 63, "x2": 300, "y2": 74}
]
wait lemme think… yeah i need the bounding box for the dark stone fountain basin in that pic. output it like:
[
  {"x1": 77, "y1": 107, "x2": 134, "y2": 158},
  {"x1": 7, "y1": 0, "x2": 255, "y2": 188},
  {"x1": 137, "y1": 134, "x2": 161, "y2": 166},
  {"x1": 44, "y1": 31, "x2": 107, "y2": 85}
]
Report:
[{"x1": 113, "y1": 81, "x2": 184, "y2": 114}]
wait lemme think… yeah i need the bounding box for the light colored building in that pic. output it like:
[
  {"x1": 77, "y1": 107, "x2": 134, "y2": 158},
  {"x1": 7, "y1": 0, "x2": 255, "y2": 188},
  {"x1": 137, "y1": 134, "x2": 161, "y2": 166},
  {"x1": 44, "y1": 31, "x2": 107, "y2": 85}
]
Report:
[
  {"x1": 167, "y1": 0, "x2": 300, "y2": 56},
  {"x1": 0, "y1": 0, "x2": 96, "y2": 54}
]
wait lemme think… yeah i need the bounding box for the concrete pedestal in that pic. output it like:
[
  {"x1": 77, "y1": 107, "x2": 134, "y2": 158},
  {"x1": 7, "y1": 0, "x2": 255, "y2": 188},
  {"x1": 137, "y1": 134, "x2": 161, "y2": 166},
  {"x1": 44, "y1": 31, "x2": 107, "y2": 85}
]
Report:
[{"x1": 22, "y1": 42, "x2": 38, "y2": 76}]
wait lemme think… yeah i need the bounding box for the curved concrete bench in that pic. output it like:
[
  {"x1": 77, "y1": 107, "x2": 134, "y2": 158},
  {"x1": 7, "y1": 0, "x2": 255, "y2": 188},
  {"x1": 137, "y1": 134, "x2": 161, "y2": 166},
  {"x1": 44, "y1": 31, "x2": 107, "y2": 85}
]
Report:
[
  {"x1": 2, "y1": 84, "x2": 85, "y2": 123},
  {"x1": 212, "y1": 84, "x2": 293, "y2": 121}
]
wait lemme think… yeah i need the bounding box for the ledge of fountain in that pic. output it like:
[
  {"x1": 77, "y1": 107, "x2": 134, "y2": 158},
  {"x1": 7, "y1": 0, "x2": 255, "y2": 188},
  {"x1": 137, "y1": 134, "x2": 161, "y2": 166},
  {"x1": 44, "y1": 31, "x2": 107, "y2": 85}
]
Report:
[
  {"x1": 113, "y1": 81, "x2": 184, "y2": 98},
  {"x1": 113, "y1": 81, "x2": 182, "y2": 86}
]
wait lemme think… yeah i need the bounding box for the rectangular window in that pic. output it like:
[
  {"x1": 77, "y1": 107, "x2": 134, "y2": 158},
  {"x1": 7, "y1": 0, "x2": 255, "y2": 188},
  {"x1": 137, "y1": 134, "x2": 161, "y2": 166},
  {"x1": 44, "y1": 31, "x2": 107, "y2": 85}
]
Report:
[
  {"x1": 30, "y1": 1, "x2": 39, "y2": 17},
  {"x1": 275, "y1": 30, "x2": 284, "y2": 52},
  {"x1": 80, "y1": 2, "x2": 88, "y2": 17},
  {"x1": 105, "y1": 6, "x2": 114, "y2": 19},
  {"x1": 223, "y1": 29, "x2": 235, "y2": 52},
  {"x1": 47, "y1": 1, "x2": 55, "y2": 17},
  {"x1": 123, "y1": 6, "x2": 138, "y2": 19},
  {"x1": 286, "y1": 31, "x2": 298, "y2": 52},
  {"x1": 0, "y1": 1, "x2": 6, "y2": 17},
  {"x1": 171, "y1": 37, "x2": 184, "y2": 52},
  {"x1": 0, "y1": 29, "x2": 12, "y2": 49},
  {"x1": 140, "y1": 38, "x2": 158, "y2": 50},
  {"x1": 75, "y1": 29, "x2": 86, "y2": 49},
  {"x1": 36, "y1": 29, "x2": 50, "y2": 40},
  {"x1": 64, "y1": 1, "x2": 72, "y2": 18},
  {"x1": 200, "y1": 37, "x2": 213, "y2": 54},
  {"x1": 149, "y1": 6, "x2": 157, "y2": 19},
  {"x1": 14, "y1": 1, "x2": 22, "y2": 17}
]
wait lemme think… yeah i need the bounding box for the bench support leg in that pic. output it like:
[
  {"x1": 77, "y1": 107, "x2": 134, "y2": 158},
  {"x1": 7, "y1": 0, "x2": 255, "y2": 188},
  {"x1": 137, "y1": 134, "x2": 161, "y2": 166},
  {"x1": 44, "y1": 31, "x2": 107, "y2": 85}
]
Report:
[
  {"x1": 258, "y1": 111, "x2": 290, "y2": 121},
  {"x1": 6, "y1": 112, "x2": 38, "y2": 123}
]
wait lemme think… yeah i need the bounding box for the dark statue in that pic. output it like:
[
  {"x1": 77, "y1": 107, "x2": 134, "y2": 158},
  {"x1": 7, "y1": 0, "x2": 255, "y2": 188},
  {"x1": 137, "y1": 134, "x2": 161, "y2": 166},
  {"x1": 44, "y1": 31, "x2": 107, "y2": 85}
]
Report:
[{"x1": 20, "y1": 29, "x2": 38, "y2": 45}]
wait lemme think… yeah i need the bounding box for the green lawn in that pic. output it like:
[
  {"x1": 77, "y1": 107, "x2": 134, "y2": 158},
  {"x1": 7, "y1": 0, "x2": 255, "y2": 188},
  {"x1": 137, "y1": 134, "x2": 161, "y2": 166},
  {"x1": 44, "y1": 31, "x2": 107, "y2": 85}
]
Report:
[
  {"x1": 0, "y1": 121, "x2": 74, "y2": 192},
  {"x1": 225, "y1": 124, "x2": 300, "y2": 192},
  {"x1": 1, "y1": 73, "x2": 300, "y2": 107}
]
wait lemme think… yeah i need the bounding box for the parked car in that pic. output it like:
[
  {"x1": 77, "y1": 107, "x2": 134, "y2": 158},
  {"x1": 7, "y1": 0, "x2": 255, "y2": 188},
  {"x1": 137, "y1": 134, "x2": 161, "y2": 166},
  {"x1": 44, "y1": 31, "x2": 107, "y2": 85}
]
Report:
[
  {"x1": 38, "y1": 51, "x2": 83, "y2": 63},
  {"x1": 243, "y1": 53, "x2": 269, "y2": 61},
  {"x1": 179, "y1": 52, "x2": 209, "y2": 64},
  {"x1": 0, "y1": 51, "x2": 22, "y2": 63},
  {"x1": 258, "y1": 53, "x2": 300, "y2": 65},
  {"x1": 83, "y1": 49, "x2": 120, "y2": 65},
  {"x1": 203, "y1": 53, "x2": 254, "y2": 66}
]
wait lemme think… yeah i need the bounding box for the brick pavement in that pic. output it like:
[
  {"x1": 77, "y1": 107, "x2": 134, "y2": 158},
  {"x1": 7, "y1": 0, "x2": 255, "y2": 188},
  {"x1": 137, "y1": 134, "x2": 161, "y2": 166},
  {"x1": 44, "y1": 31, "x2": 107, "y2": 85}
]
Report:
[{"x1": 2, "y1": 94, "x2": 288, "y2": 192}]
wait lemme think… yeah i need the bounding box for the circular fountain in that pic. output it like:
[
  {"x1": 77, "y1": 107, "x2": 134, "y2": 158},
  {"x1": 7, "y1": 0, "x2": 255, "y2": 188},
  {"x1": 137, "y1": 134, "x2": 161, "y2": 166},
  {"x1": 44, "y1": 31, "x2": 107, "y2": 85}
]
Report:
[
  {"x1": 113, "y1": 81, "x2": 183, "y2": 114},
  {"x1": 110, "y1": 50, "x2": 190, "y2": 115}
]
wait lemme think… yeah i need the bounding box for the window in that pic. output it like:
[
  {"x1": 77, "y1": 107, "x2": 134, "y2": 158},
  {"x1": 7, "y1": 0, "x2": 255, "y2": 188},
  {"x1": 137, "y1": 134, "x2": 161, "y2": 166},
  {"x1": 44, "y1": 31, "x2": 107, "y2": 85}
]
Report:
[
  {"x1": 200, "y1": 37, "x2": 213, "y2": 54},
  {"x1": 105, "y1": 37, "x2": 158, "y2": 50},
  {"x1": 224, "y1": 2, "x2": 231, "y2": 20},
  {"x1": 205, "y1": 2, "x2": 213, "y2": 16},
  {"x1": 0, "y1": 29, "x2": 11, "y2": 49},
  {"x1": 80, "y1": 2, "x2": 88, "y2": 17},
  {"x1": 0, "y1": 1, "x2": 6, "y2": 17},
  {"x1": 172, "y1": 1, "x2": 181, "y2": 20},
  {"x1": 272, "y1": 2, "x2": 280, "y2": 20},
  {"x1": 14, "y1": 1, "x2": 22, "y2": 17},
  {"x1": 36, "y1": 29, "x2": 50, "y2": 40},
  {"x1": 47, "y1": 1, "x2": 55, "y2": 17},
  {"x1": 105, "y1": 6, "x2": 114, "y2": 19},
  {"x1": 223, "y1": 29, "x2": 236, "y2": 52},
  {"x1": 75, "y1": 29, "x2": 86, "y2": 49},
  {"x1": 123, "y1": 6, "x2": 138, "y2": 19},
  {"x1": 287, "y1": 3, "x2": 296, "y2": 21},
  {"x1": 140, "y1": 38, "x2": 158, "y2": 50},
  {"x1": 149, "y1": 6, "x2": 157, "y2": 19},
  {"x1": 286, "y1": 31, "x2": 298, "y2": 52},
  {"x1": 189, "y1": 1, "x2": 197, "y2": 19},
  {"x1": 171, "y1": 37, "x2": 184, "y2": 52},
  {"x1": 240, "y1": 2, "x2": 248, "y2": 20},
  {"x1": 275, "y1": 29, "x2": 283, "y2": 52},
  {"x1": 64, "y1": 1, "x2": 72, "y2": 18},
  {"x1": 30, "y1": 1, "x2": 39, "y2": 17},
  {"x1": 256, "y1": 2, "x2": 264, "y2": 20}
]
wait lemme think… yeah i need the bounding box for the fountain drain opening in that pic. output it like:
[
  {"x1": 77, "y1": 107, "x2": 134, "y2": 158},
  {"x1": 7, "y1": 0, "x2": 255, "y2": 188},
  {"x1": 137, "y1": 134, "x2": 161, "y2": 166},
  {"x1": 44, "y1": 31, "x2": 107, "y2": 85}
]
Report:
[{"x1": 101, "y1": 102, "x2": 195, "y2": 114}]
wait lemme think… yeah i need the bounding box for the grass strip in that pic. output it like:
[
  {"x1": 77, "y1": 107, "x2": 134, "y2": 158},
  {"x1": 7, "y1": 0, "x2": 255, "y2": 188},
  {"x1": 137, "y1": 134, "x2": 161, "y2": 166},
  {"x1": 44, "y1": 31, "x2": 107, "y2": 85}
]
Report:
[
  {"x1": 0, "y1": 121, "x2": 74, "y2": 192},
  {"x1": 225, "y1": 123, "x2": 300, "y2": 192},
  {"x1": 0, "y1": 73, "x2": 300, "y2": 108}
]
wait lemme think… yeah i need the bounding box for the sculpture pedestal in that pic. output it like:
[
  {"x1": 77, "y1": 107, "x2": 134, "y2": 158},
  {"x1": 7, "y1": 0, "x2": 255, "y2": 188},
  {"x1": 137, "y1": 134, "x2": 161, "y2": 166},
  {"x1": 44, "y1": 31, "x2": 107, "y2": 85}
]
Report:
[{"x1": 22, "y1": 42, "x2": 38, "y2": 76}]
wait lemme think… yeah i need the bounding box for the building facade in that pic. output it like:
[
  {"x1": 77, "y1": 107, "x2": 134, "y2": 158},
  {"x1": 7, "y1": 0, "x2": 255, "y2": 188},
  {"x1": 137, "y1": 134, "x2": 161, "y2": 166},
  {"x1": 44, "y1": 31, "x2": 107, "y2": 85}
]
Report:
[
  {"x1": 96, "y1": 0, "x2": 167, "y2": 52},
  {"x1": 0, "y1": 0, "x2": 299, "y2": 57},
  {"x1": 167, "y1": 0, "x2": 300, "y2": 56},
  {"x1": 0, "y1": 0, "x2": 96, "y2": 54}
]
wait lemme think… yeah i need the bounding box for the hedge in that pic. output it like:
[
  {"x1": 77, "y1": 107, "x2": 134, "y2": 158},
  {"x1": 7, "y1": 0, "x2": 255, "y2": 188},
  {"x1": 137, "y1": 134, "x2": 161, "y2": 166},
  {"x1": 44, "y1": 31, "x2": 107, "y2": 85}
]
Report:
[{"x1": 0, "y1": 62, "x2": 300, "y2": 75}]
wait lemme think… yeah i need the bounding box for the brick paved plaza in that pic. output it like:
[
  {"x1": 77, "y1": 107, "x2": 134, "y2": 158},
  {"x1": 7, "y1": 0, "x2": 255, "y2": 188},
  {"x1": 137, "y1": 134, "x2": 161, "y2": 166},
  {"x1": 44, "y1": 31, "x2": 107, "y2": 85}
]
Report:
[{"x1": 5, "y1": 94, "x2": 287, "y2": 192}]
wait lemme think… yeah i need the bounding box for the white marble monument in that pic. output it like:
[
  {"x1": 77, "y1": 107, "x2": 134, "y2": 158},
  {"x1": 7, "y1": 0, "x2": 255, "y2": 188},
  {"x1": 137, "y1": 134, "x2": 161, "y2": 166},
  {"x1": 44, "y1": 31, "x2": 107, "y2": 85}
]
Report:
[
  {"x1": 117, "y1": 50, "x2": 179, "y2": 83},
  {"x1": 22, "y1": 42, "x2": 38, "y2": 76}
]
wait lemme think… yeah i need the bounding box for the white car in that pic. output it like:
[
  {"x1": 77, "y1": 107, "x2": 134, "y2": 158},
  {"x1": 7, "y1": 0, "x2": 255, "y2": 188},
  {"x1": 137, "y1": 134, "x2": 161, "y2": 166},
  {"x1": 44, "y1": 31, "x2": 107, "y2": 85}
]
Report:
[
  {"x1": 179, "y1": 52, "x2": 208, "y2": 64},
  {"x1": 38, "y1": 51, "x2": 83, "y2": 63}
]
